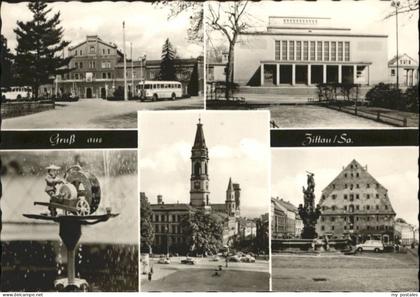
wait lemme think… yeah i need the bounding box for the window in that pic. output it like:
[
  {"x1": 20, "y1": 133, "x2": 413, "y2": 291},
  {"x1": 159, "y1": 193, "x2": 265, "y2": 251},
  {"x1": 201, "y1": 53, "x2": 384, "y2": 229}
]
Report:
[
  {"x1": 103, "y1": 49, "x2": 105, "y2": 55},
  {"x1": 331, "y1": 206, "x2": 336, "y2": 211},
  {"x1": 321, "y1": 226, "x2": 325, "y2": 231},
  {"x1": 344, "y1": 206, "x2": 347, "y2": 211},
  {"x1": 332, "y1": 194, "x2": 336, "y2": 200},
  {"x1": 331, "y1": 217, "x2": 335, "y2": 222},
  {"x1": 324, "y1": 41, "x2": 329, "y2": 61},
  {"x1": 338, "y1": 42, "x2": 343, "y2": 61},
  {"x1": 344, "y1": 225, "x2": 347, "y2": 230},
  {"x1": 90, "y1": 45, "x2": 95, "y2": 53},
  {"x1": 356, "y1": 184, "x2": 360, "y2": 188},
  {"x1": 356, "y1": 194, "x2": 360, "y2": 199},
  {"x1": 108, "y1": 72, "x2": 111, "y2": 79},
  {"x1": 376, "y1": 194, "x2": 379, "y2": 198},
  {"x1": 194, "y1": 162, "x2": 200, "y2": 175},
  {"x1": 366, "y1": 205, "x2": 370, "y2": 210},
  {"x1": 367, "y1": 194, "x2": 370, "y2": 199},
  {"x1": 385, "y1": 205, "x2": 388, "y2": 210},
  {"x1": 74, "y1": 50, "x2": 77, "y2": 56},
  {"x1": 275, "y1": 41, "x2": 281, "y2": 60},
  {"x1": 367, "y1": 184, "x2": 370, "y2": 188},
  {"x1": 296, "y1": 41, "x2": 302, "y2": 60},
  {"x1": 344, "y1": 194, "x2": 348, "y2": 200},
  {"x1": 345, "y1": 42, "x2": 350, "y2": 61},
  {"x1": 317, "y1": 41, "x2": 322, "y2": 61},
  {"x1": 351, "y1": 173, "x2": 354, "y2": 178},
  {"x1": 331, "y1": 42, "x2": 336, "y2": 61},
  {"x1": 356, "y1": 205, "x2": 359, "y2": 210},
  {"x1": 80, "y1": 50, "x2": 82, "y2": 55},
  {"x1": 356, "y1": 173, "x2": 359, "y2": 177},
  {"x1": 321, "y1": 217, "x2": 325, "y2": 222},
  {"x1": 102, "y1": 73, "x2": 106, "y2": 79},
  {"x1": 350, "y1": 194, "x2": 354, "y2": 201},
  {"x1": 289, "y1": 41, "x2": 295, "y2": 60},
  {"x1": 310, "y1": 41, "x2": 315, "y2": 60},
  {"x1": 282, "y1": 41, "x2": 287, "y2": 60},
  {"x1": 108, "y1": 49, "x2": 111, "y2": 54},
  {"x1": 376, "y1": 205, "x2": 379, "y2": 210},
  {"x1": 344, "y1": 173, "x2": 347, "y2": 178},
  {"x1": 80, "y1": 62, "x2": 83, "y2": 69},
  {"x1": 332, "y1": 184, "x2": 335, "y2": 189},
  {"x1": 345, "y1": 184, "x2": 348, "y2": 189},
  {"x1": 303, "y1": 41, "x2": 309, "y2": 60},
  {"x1": 331, "y1": 226, "x2": 335, "y2": 231}
]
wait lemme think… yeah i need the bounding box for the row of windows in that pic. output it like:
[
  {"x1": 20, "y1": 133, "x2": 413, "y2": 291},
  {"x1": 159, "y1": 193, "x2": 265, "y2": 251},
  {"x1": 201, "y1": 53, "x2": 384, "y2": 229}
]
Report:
[
  {"x1": 320, "y1": 225, "x2": 392, "y2": 231},
  {"x1": 329, "y1": 193, "x2": 385, "y2": 200},
  {"x1": 154, "y1": 224, "x2": 181, "y2": 234},
  {"x1": 321, "y1": 215, "x2": 392, "y2": 222},
  {"x1": 68, "y1": 72, "x2": 113, "y2": 80},
  {"x1": 322, "y1": 204, "x2": 389, "y2": 211},
  {"x1": 153, "y1": 214, "x2": 182, "y2": 223},
  {"x1": 275, "y1": 40, "x2": 350, "y2": 62},
  {"x1": 155, "y1": 235, "x2": 184, "y2": 245},
  {"x1": 331, "y1": 183, "x2": 380, "y2": 190}
]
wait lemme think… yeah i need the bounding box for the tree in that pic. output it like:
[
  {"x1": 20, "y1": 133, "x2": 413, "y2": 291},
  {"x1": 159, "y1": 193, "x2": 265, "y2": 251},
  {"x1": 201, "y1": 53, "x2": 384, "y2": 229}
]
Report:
[
  {"x1": 13, "y1": 0, "x2": 71, "y2": 99},
  {"x1": 159, "y1": 38, "x2": 177, "y2": 81},
  {"x1": 255, "y1": 216, "x2": 269, "y2": 254},
  {"x1": 140, "y1": 193, "x2": 155, "y2": 254},
  {"x1": 154, "y1": 1, "x2": 203, "y2": 43},
  {"x1": 181, "y1": 210, "x2": 224, "y2": 255},
  {"x1": 207, "y1": 1, "x2": 250, "y2": 99},
  {"x1": 1, "y1": 35, "x2": 15, "y2": 88},
  {"x1": 385, "y1": 0, "x2": 419, "y2": 18}
]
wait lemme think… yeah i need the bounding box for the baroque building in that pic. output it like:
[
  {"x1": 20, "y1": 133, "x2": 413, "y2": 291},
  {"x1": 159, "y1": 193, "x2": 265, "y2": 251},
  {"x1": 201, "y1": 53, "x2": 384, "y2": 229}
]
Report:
[
  {"x1": 316, "y1": 159, "x2": 396, "y2": 243},
  {"x1": 144, "y1": 119, "x2": 241, "y2": 253}
]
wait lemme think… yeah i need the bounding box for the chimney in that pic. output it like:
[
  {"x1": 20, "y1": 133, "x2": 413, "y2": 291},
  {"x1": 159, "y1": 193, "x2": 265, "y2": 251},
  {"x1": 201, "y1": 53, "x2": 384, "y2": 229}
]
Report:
[{"x1": 157, "y1": 195, "x2": 163, "y2": 205}]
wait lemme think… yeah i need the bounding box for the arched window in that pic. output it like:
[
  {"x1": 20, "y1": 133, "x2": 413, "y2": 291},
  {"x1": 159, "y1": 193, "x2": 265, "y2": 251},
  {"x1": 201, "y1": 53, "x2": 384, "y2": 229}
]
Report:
[
  {"x1": 205, "y1": 163, "x2": 208, "y2": 175},
  {"x1": 194, "y1": 162, "x2": 200, "y2": 176}
]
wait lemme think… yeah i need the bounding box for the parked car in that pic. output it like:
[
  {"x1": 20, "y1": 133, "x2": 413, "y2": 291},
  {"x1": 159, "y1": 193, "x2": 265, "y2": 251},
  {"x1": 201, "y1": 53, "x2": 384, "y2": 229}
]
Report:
[
  {"x1": 241, "y1": 255, "x2": 256, "y2": 263},
  {"x1": 228, "y1": 255, "x2": 241, "y2": 262},
  {"x1": 157, "y1": 257, "x2": 171, "y2": 264},
  {"x1": 181, "y1": 257, "x2": 195, "y2": 265},
  {"x1": 356, "y1": 240, "x2": 384, "y2": 252},
  {"x1": 209, "y1": 255, "x2": 220, "y2": 262}
]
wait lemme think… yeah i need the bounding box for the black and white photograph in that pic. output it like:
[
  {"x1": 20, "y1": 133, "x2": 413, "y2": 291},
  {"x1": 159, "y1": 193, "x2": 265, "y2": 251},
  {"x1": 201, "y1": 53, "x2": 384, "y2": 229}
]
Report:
[
  {"x1": 206, "y1": 1, "x2": 419, "y2": 128},
  {"x1": 139, "y1": 111, "x2": 270, "y2": 292},
  {"x1": 1, "y1": 1, "x2": 204, "y2": 129},
  {"x1": 0, "y1": 150, "x2": 138, "y2": 292},
  {"x1": 271, "y1": 147, "x2": 418, "y2": 292}
]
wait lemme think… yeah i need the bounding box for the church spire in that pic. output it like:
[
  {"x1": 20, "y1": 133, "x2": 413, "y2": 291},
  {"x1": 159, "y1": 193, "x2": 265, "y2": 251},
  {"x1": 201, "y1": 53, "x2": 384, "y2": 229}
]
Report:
[{"x1": 193, "y1": 118, "x2": 207, "y2": 149}]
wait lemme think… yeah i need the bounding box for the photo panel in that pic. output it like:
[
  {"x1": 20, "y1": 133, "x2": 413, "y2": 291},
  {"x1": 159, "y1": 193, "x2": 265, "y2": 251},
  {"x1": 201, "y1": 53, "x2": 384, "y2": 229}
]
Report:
[
  {"x1": 0, "y1": 150, "x2": 139, "y2": 292},
  {"x1": 270, "y1": 146, "x2": 418, "y2": 292},
  {"x1": 139, "y1": 110, "x2": 270, "y2": 292},
  {"x1": 1, "y1": 1, "x2": 204, "y2": 130},
  {"x1": 205, "y1": 1, "x2": 418, "y2": 129}
]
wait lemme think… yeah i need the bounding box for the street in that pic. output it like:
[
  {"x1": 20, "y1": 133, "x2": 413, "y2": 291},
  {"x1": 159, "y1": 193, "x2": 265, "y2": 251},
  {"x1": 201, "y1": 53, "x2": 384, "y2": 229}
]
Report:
[
  {"x1": 272, "y1": 251, "x2": 418, "y2": 292},
  {"x1": 141, "y1": 257, "x2": 270, "y2": 291},
  {"x1": 2, "y1": 97, "x2": 203, "y2": 129}
]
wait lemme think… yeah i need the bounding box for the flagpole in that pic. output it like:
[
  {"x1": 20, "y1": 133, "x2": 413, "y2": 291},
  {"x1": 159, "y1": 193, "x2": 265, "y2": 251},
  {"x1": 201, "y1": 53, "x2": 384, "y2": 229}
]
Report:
[{"x1": 123, "y1": 21, "x2": 127, "y2": 101}]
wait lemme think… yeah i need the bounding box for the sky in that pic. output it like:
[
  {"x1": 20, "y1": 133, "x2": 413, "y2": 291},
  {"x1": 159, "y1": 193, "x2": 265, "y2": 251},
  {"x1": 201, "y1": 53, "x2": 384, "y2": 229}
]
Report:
[
  {"x1": 139, "y1": 111, "x2": 270, "y2": 218},
  {"x1": 1, "y1": 1, "x2": 203, "y2": 60},
  {"x1": 271, "y1": 147, "x2": 419, "y2": 226},
  {"x1": 207, "y1": 1, "x2": 418, "y2": 60}
]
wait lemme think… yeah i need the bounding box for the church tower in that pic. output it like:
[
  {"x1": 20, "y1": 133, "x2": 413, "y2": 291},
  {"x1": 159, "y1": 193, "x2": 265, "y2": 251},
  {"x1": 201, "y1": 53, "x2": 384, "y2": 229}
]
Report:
[
  {"x1": 190, "y1": 118, "x2": 210, "y2": 208},
  {"x1": 226, "y1": 177, "x2": 236, "y2": 216}
]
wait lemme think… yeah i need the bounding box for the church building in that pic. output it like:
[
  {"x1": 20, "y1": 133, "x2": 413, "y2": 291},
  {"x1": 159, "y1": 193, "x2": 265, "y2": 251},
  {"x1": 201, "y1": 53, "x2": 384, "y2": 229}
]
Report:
[{"x1": 144, "y1": 119, "x2": 241, "y2": 253}]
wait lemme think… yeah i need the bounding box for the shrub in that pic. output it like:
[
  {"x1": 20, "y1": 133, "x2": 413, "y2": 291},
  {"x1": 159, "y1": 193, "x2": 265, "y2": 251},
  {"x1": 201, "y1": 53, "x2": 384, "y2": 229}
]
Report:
[
  {"x1": 403, "y1": 84, "x2": 419, "y2": 113},
  {"x1": 365, "y1": 83, "x2": 403, "y2": 110}
]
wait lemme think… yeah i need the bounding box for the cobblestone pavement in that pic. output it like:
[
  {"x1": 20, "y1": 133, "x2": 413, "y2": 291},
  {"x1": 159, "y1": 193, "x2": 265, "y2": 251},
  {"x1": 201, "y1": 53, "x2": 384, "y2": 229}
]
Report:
[
  {"x1": 272, "y1": 252, "x2": 418, "y2": 292},
  {"x1": 2, "y1": 97, "x2": 203, "y2": 129}
]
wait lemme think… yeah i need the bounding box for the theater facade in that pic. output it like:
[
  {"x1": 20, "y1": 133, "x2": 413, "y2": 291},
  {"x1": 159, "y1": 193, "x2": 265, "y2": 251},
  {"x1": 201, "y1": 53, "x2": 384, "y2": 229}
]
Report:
[{"x1": 234, "y1": 16, "x2": 388, "y2": 88}]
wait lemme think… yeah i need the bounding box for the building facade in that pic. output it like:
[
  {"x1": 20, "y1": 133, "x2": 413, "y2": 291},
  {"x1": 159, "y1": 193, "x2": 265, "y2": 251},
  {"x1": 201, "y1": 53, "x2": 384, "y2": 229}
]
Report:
[
  {"x1": 394, "y1": 219, "x2": 418, "y2": 245},
  {"x1": 43, "y1": 35, "x2": 204, "y2": 98},
  {"x1": 271, "y1": 197, "x2": 301, "y2": 239},
  {"x1": 316, "y1": 159, "x2": 396, "y2": 243},
  {"x1": 146, "y1": 119, "x2": 240, "y2": 254},
  {"x1": 388, "y1": 53, "x2": 419, "y2": 87},
  {"x1": 234, "y1": 16, "x2": 388, "y2": 87}
]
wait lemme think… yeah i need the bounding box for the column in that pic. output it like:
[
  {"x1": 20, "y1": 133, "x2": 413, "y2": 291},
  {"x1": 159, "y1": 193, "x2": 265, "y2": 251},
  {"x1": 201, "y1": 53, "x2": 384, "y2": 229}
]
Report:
[
  {"x1": 323, "y1": 64, "x2": 327, "y2": 83},
  {"x1": 338, "y1": 64, "x2": 342, "y2": 83},
  {"x1": 307, "y1": 64, "x2": 311, "y2": 86},
  {"x1": 367, "y1": 65, "x2": 370, "y2": 86},
  {"x1": 353, "y1": 65, "x2": 357, "y2": 84},
  {"x1": 292, "y1": 64, "x2": 296, "y2": 86},
  {"x1": 260, "y1": 63, "x2": 264, "y2": 86},
  {"x1": 276, "y1": 64, "x2": 280, "y2": 86}
]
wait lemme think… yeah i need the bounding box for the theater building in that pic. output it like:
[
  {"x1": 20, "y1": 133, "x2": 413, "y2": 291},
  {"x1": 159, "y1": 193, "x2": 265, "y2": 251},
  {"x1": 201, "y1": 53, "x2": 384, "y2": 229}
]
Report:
[
  {"x1": 316, "y1": 160, "x2": 396, "y2": 244},
  {"x1": 234, "y1": 16, "x2": 388, "y2": 88},
  {"x1": 144, "y1": 119, "x2": 241, "y2": 254},
  {"x1": 44, "y1": 35, "x2": 203, "y2": 98}
]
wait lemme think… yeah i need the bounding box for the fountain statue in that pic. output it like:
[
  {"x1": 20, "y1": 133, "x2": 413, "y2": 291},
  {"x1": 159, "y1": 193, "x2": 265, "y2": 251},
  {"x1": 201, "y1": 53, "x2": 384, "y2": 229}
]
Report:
[
  {"x1": 23, "y1": 164, "x2": 118, "y2": 292},
  {"x1": 298, "y1": 171, "x2": 321, "y2": 239}
]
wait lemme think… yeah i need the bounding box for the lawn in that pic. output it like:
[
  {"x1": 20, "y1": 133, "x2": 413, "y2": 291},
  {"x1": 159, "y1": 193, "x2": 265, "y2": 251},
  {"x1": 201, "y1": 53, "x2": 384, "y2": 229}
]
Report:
[
  {"x1": 142, "y1": 268, "x2": 270, "y2": 292},
  {"x1": 272, "y1": 251, "x2": 418, "y2": 292}
]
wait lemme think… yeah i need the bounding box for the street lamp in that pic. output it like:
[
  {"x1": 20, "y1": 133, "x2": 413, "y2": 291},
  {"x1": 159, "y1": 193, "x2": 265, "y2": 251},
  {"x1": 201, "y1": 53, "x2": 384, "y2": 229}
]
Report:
[{"x1": 391, "y1": 0, "x2": 401, "y2": 90}]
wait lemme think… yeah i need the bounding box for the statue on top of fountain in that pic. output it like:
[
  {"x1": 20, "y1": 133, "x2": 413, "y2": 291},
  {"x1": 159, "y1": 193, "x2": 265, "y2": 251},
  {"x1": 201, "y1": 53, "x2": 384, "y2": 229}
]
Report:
[{"x1": 298, "y1": 171, "x2": 322, "y2": 239}]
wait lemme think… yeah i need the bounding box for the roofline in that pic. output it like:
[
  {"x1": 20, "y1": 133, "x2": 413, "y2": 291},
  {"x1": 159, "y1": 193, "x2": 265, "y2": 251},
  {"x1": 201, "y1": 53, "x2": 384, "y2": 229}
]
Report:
[
  {"x1": 269, "y1": 16, "x2": 331, "y2": 20},
  {"x1": 240, "y1": 31, "x2": 388, "y2": 38},
  {"x1": 267, "y1": 26, "x2": 351, "y2": 31}
]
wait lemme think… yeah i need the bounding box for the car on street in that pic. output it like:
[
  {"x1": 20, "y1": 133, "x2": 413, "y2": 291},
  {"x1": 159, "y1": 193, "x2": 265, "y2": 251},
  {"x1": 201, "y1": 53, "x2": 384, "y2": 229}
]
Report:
[
  {"x1": 228, "y1": 255, "x2": 242, "y2": 262},
  {"x1": 157, "y1": 257, "x2": 171, "y2": 264},
  {"x1": 181, "y1": 257, "x2": 195, "y2": 265},
  {"x1": 209, "y1": 255, "x2": 220, "y2": 261},
  {"x1": 356, "y1": 240, "x2": 384, "y2": 252},
  {"x1": 240, "y1": 254, "x2": 256, "y2": 263}
]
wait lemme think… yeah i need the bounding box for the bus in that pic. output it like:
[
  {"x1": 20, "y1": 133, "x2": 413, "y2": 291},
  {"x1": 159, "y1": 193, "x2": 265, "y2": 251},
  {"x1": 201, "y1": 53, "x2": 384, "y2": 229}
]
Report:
[
  {"x1": 1, "y1": 86, "x2": 32, "y2": 100},
  {"x1": 136, "y1": 81, "x2": 183, "y2": 101}
]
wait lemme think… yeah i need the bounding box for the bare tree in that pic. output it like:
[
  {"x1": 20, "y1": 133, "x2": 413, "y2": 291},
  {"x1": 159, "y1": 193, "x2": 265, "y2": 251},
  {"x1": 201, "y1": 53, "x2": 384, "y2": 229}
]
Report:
[
  {"x1": 384, "y1": 0, "x2": 419, "y2": 18},
  {"x1": 154, "y1": 1, "x2": 203, "y2": 43},
  {"x1": 207, "y1": 1, "x2": 250, "y2": 99}
]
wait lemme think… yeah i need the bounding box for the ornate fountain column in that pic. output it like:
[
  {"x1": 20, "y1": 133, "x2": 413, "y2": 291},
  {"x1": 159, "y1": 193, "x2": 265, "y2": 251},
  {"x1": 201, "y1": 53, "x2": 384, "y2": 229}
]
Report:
[{"x1": 298, "y1": 172, "x2": 321, "y2": 239}]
